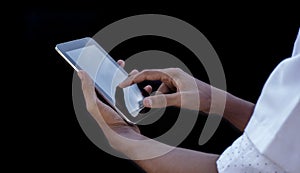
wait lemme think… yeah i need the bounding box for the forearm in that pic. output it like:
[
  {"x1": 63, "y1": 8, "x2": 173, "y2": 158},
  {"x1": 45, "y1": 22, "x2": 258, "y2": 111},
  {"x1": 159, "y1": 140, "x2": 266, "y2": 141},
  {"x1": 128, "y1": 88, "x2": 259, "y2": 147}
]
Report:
[
  {"x1": 112, "y1": 128, "x2": 219, "y2": 173},
  {"x1": 209, "y1": 87, "x2": 255, "y2": 131},
  {"x1": 222, "y1": 92, "x2": 255, "y2": 131},
  {"x1": 134, "y1": 147, "x2": 219, "y2": 173}
]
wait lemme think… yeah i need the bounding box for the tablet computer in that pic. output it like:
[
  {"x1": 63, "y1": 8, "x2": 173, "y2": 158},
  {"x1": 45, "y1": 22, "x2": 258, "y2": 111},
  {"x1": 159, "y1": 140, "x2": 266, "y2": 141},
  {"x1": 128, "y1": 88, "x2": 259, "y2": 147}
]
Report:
[{"x1": 55, "y1": 37, "x2": 150, "y2": 124}]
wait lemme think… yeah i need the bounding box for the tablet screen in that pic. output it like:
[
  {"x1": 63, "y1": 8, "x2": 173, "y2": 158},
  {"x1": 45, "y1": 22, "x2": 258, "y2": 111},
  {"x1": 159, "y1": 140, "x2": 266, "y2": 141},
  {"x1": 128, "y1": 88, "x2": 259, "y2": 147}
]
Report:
[{"x1": 66, "y1": 44, "x2": 144, "y2": 118}]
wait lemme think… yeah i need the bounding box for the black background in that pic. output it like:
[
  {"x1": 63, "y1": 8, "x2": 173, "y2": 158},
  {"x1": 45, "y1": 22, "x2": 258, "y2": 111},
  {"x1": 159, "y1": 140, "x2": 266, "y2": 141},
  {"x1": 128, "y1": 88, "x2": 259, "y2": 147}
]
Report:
[{"x1": 13, "y1": 3, "x2": 300, "y2": 172}]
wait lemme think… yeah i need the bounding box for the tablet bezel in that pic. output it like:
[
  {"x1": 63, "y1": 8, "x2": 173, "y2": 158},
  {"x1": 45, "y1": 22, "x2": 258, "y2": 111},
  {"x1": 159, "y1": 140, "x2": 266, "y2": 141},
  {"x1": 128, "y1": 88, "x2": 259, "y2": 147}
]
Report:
[{"x1": 55, "y1": 37, "x2": 150, "y2": 124}]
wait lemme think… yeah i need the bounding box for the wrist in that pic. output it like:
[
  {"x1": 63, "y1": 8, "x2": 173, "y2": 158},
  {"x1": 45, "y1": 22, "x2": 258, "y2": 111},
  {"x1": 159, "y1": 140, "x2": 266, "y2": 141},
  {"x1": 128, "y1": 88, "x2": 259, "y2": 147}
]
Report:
[
  {"x1": 222, "y1": 93, "x2": 255, "y2": 131},
  {"x1": 207, "y1": 86, "x2": 227, "y2": 115},
  {"x1": 108, "y1": 126, "x2": 146, "y2": 153}
]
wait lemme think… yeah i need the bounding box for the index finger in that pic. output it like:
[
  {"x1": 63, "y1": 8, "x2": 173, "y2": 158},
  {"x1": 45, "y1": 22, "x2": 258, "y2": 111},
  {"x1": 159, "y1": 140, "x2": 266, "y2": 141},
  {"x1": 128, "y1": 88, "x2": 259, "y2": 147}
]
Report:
[{"x1": 119, "y1": 69, "x2": 168, "y2": 88}]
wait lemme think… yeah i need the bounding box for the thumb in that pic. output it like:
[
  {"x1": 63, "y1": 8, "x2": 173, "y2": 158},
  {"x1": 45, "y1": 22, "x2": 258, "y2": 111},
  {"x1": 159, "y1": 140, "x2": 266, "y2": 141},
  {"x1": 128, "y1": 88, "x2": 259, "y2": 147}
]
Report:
[{"x1": 143, "y1": 93, "x2": 179, "y2": 108}]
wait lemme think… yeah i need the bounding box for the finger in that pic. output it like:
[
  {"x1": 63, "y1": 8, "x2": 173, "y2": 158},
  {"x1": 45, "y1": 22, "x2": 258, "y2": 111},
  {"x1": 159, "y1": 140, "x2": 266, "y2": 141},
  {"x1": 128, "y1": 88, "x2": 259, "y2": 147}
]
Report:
[
  {"x1": 143, "y1": 85, "x2": 152, "y2": 94},
  {"x1": 96, "y1": 100, "x2": 126, "y2": 125},
  {"x1": 78, "y1": 71, "x2": 133, "y2": 136},
  {"x1": 117, "y1": 60, "x2": 125, "y2": 68},
  {"x1": 157, "y1": 83, "x2": 171, "y2": 94},
  {"x1": 118, "y1": 69, "x2": 139, "y2": 88},
  {"x1": 119, "y1": 69, "x2": 168, "y2": 88},
  {"x1": 77, "y1": 71, "x2": 98, "y2": 113},
  {"x1": 134, "y1": 69, "x2": 171, "y2": 83},
  {"x1": 78, "y1": 71, "x2": 126, "y2": 126},
  {"x1": 129, "y1": 69, "x2": 139, "y2": 75},
  {"x1": 119, "y1": 73, "x2": 136, "y2": 88},
  {"x1": 143, "y1": 93, "x2": 179, "y2": 108}
]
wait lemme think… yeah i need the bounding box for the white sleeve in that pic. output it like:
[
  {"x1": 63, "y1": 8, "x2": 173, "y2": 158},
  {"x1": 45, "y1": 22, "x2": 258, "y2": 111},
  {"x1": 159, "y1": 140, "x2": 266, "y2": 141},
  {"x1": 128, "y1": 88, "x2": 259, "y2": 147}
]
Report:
[
  {"x1": 292, "y1": 28, "x2": 300, "y2": 56},
  {"x1": 245, "y1": 28, "x2": 300, "y2": 173}
]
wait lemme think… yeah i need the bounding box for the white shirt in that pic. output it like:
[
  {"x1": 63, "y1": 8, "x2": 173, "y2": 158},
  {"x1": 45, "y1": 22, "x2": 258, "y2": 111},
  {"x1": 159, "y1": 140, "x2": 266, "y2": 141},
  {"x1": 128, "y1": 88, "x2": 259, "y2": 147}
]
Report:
[{"x1": 245, "y1": 28, "x2": 300, "y2": 173}]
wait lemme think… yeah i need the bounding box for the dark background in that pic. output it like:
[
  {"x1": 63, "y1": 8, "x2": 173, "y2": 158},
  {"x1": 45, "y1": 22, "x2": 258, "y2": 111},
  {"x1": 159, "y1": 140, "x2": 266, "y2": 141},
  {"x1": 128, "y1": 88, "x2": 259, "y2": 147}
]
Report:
[{"x1": 14, "y1": 3, "x2": 299, "y2": 172}]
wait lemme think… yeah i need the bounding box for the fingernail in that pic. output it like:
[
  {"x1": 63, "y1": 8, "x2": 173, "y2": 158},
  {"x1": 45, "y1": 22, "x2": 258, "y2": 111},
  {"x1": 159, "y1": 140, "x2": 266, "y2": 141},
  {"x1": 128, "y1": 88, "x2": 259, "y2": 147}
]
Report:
[{"x1": 144, "y1": 98, "x2": 152, "y2": 107}]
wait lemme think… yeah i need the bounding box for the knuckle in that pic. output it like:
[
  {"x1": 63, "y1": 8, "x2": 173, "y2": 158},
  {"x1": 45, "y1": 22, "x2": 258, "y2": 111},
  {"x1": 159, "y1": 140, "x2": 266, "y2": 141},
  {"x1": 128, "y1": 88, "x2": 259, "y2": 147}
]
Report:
[
  {"x1": 140, "y1": 69, "x2": 150, "y2": 75},
  {"x1": 169, "y1": 67, "x2": 182, "y2": 73},
  {"x1": 132, "y1": 69, "x2": 138, "y2": 73},
  {"x1": 129, "y1": 69, "x2": 138, "y2": 75},
  {"x1": 174, "y1": 67, "x2": 182, "y2": 72},
  {"x1": 167, "y1": 68, "x2": 182, "y2": 77}
]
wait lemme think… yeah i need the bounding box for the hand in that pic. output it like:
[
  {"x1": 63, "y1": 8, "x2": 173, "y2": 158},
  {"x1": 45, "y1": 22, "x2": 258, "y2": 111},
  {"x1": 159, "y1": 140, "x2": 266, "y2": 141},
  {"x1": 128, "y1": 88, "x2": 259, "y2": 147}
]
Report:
[
  {"x1": 78, "y1": 63, "x2": 221, "y2": 172},
  {"x1": 77, "y1": 60, "x2": 141, "y2": 150},
  {"x1": 119, "y1": 68, "x2": 213, "y2": 113}
]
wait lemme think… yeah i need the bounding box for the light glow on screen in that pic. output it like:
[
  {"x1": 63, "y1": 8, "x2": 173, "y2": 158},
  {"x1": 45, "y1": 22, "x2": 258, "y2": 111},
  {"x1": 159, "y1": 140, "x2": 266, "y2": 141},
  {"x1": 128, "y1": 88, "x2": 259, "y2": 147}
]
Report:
[
  {"x1": 66, "y1": 45, "x2": 144, "y2": 117},
  {"x1": 66, "y1": 45, "x2": 127, "y2": 104}
]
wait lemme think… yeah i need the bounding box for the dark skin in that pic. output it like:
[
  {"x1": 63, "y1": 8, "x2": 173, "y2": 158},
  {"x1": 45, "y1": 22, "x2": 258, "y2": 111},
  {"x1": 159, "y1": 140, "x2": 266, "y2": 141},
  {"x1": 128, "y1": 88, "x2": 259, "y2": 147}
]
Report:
[
  {"x1": 119, "y1": 67, "x2": 254, "y2": 131},
  {"x1": 77, "y1": 60, "x2": 255, "y2": 173}
]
